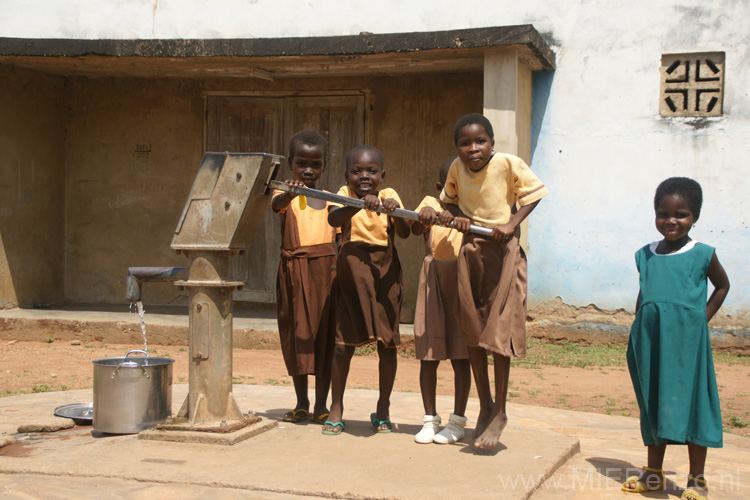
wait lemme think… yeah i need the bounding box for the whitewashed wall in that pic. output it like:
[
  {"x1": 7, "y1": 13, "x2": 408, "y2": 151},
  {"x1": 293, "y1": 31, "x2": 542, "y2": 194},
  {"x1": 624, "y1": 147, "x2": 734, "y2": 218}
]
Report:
[{"x1": 2, "y1": 0, "x2": 748, "y2": 316}]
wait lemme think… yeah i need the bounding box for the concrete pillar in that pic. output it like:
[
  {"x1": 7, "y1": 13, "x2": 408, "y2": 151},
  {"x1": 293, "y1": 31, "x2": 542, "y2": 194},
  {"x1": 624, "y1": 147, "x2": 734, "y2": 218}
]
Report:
[
  {"x1": 483, "y1": 47, "x2": 535, "y2": 248},
  {"x1": 483, "y1": 47, "x2": 533, "y2": 162}
]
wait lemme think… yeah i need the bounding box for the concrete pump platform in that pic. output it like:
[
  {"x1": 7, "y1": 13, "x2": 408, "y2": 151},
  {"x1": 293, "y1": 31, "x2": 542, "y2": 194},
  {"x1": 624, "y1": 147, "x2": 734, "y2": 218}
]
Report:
[
  {"x1": 1, "y1": 383, "x2": 748, "y2": 499},
  {"x1": 0, "y1": 306, "x2": 748, "y2": 498}
]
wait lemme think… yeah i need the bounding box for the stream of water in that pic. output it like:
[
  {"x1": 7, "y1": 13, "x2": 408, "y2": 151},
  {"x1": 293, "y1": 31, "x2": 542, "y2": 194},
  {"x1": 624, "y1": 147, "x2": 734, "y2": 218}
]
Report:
[{"x1": 129, "y1": 300, "x2": 149, "y2": 357}]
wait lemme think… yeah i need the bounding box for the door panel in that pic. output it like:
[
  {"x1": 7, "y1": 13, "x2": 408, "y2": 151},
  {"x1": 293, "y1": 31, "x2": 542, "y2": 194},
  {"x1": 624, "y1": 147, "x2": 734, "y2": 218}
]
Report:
[
  {"x1": 286, "y1": 96, "x2": 365, "y2": 193},
  {"x1": 206, "y1": 94, "x2": 365, "y2": 302}
]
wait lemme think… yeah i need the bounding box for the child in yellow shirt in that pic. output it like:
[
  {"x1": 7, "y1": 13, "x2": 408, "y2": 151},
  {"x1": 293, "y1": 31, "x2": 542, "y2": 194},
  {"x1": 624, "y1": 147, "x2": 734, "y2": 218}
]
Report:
[
  {"x1": 323, "y1": 145, "x2": 411, "y2": 435},
  {"x1": 411, "y1": 157, "x2": 471, "y2": 444},
  {"x1": 437, "y1": 113, "x2": 549, "y2": 448},
  {"x1": 272, "y1": 130, "x2": 337, "y2": 424}
]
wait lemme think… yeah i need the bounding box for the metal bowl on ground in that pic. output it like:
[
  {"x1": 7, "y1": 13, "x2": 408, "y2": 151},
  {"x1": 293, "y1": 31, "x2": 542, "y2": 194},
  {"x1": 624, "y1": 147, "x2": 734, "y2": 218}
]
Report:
[
  {"x1": 54, "y1": 402, "x2": 94, "y2": 426},
  {"x1": 93, "y1": 350, "x2": 174, "y2": 434}
]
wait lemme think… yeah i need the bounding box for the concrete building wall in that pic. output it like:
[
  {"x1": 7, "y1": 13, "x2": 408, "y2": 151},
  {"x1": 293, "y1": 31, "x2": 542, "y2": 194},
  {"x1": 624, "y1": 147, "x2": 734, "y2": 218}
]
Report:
[
  {"x1": 63, "y1": 77, "x2": 204, "y2": 305},
  {"x1": 56, "y1": 72, "x2": 480, "y2": 308},
  {"x1": 525, "y1": 3, "x2": 750, "y2": 323},
  {"x1": 0, "y1": 66, "x2": 66, "y2": 308},
  {"x1": 1, "y1": 0, "x2": 749, "y2": 325}
]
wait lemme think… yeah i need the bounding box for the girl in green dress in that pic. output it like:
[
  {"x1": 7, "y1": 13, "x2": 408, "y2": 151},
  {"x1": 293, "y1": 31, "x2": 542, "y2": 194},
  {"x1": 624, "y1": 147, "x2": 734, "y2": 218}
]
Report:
[{"x1": 622, "y1": 177, "x2": 730, "y2": 500}]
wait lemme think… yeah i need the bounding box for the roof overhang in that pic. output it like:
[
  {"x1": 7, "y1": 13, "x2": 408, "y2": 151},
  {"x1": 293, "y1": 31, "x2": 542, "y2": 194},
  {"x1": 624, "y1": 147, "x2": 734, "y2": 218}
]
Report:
[{"x1": 0, "y1": 25, "x2": 555, "y2": 79}]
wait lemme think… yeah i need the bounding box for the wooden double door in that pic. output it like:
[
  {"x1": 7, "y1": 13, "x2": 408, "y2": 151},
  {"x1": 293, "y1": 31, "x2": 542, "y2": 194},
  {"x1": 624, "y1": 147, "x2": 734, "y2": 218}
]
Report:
[{"x1": 206, "y1": 94, "x2": 366, "y2": 302}]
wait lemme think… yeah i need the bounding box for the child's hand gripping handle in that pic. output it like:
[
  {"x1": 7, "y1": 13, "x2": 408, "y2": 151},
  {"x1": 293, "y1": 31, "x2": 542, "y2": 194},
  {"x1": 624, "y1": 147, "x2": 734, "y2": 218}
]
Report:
[{"x1": 268, "y1": 180, "x2": 493, "y2": 238}]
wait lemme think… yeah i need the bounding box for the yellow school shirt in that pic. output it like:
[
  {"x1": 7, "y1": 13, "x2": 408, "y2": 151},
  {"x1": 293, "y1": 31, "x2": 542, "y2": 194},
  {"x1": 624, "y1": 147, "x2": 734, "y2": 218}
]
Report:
[
  {"x1": 439, "y1": 153, "x2": 549, "y2": 228},
  {"x1": 272, "y1": 190, "x2": 337, "y2": 247},
  {"x1": 414, "y1": 196, "x2": 463, "y2": 261},
  {"x1": 331, "y1": 186, "x2": 403, "y2": 247}
]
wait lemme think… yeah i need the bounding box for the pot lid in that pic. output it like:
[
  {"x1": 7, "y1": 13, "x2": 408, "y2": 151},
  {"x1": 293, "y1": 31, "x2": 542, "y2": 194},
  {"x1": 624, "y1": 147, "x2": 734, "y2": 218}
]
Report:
[{"x1": 54, "y1": 402, "x2": 93, "y2": 421}]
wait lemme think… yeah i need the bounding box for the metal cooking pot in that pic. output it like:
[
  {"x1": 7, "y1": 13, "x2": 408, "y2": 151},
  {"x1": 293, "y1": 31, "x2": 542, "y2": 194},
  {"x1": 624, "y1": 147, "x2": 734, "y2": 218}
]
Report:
[{"x1": 93, "y1": 350, "x2": 174, "y2": 434}]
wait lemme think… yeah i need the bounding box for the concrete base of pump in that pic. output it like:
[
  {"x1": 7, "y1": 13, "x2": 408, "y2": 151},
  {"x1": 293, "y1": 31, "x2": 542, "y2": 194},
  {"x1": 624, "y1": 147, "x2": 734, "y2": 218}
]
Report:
[{"x1": 138, "y1": 414, "x2": 277, "y2": 445}]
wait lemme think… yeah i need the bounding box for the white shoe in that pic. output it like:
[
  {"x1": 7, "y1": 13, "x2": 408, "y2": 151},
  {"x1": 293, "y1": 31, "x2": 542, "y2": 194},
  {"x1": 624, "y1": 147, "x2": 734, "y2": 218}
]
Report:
[
  {"x1": 414, "y1": 414, "x2": 441, "y2": 444},
  {"x1": 433, "y1": 413, "x2": 467, "y2": 444}
]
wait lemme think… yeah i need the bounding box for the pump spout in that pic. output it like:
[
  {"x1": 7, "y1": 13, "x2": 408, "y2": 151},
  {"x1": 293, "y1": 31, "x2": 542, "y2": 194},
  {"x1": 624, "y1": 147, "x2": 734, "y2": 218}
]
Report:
[{"x1": 126, "y1": 267, "x2": 188, "y2": 302}]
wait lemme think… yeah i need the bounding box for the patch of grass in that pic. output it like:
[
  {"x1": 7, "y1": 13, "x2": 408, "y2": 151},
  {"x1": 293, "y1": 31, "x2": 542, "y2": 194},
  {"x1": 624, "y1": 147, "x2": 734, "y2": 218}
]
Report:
[
  {"x1": 354, "y1": 344, "x2": 377, "y2": 356},
  {"x1": 509, "y1": 391, "x2": 520, "y2": 398},
  {"x1": 606, "y1": 408, "x2": 633, "y2": 417},
  {"x1": 1, "y1": 389, "x2": 25, "y2": 397},
  {"x1": 45, "y1": 336, "x2": 54, "y2": 344},
  {"x1": 31, "y1": 384, "x2": 54, "y2": 393},
  {"x1": 264, "y1": 378, "x2": 280, "y2": 386},
  {"x1": 398, "y1": 346, "x2": 415, "y2": 358},
  {"x1": 178, "y1": 348, "x2": 186, "y2": 352},
  {"x1": 178, "y1": 376, "x2": 186, "y2": 383},
  {"x1": 554, "y1": 395, "x2": 569, "y2": 405},
  {"x1": 726, "y1": 415, "x2": 749, "y2": 429},
  {"x1": 714, "y1": 352, "x2": 750, "y2": 366},
  {"x1": 526, "y1": 389, "x2": 541, "y2": 398},
  {"x1": 232, "y1": 374, "x2": 255, "y2": 384},
  {"x1": 507, "y1": 338, "x2": 749, "y2": 369},
  {"x1": 84, "y1": 345, "x2": 94, "y2": 349},
  {"x1": 513, "y1": 338, "x2": 627, "y2": 369},
  {"x1": 350, "y1": 384, "x2": 377, "y2": 390}
]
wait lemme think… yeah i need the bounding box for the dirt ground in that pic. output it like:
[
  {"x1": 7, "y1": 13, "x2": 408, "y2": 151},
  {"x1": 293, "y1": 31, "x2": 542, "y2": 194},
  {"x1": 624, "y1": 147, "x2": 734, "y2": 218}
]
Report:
[{"x1": 2, "y1": 339, "x2": 749, "y2": 438}]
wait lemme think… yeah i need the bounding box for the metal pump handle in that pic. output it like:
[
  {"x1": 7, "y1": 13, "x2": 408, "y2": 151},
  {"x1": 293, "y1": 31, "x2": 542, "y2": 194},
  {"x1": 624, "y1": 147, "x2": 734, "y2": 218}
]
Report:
[{"x1": 268, "y1": 180, "x2": 493, "y2": 238}]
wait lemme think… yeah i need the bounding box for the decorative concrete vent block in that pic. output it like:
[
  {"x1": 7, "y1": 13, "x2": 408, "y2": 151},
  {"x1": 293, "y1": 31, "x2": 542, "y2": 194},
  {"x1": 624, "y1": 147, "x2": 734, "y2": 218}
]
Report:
[{"x1": 660, "y1": 52, "x2": 725, "y2": 117}]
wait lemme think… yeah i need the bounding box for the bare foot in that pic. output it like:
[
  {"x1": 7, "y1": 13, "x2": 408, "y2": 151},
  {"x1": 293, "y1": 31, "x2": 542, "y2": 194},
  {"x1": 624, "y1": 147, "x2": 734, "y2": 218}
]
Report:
[
  {"x1": 472, "y1": 405, "x2": 493, "y2": 440},
  {"x1": 474, "y1": 409, "x2": 507, "y2": 448}
]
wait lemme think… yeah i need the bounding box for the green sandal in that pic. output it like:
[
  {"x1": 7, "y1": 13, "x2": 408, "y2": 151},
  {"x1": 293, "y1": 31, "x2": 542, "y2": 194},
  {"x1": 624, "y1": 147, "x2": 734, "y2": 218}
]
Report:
[
  {"x1": 322, "y1": 421, "x2": 345, "y2": 436},
  {"x1": 370, "y1": 412, "x2": 392, "y2": 433}
]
